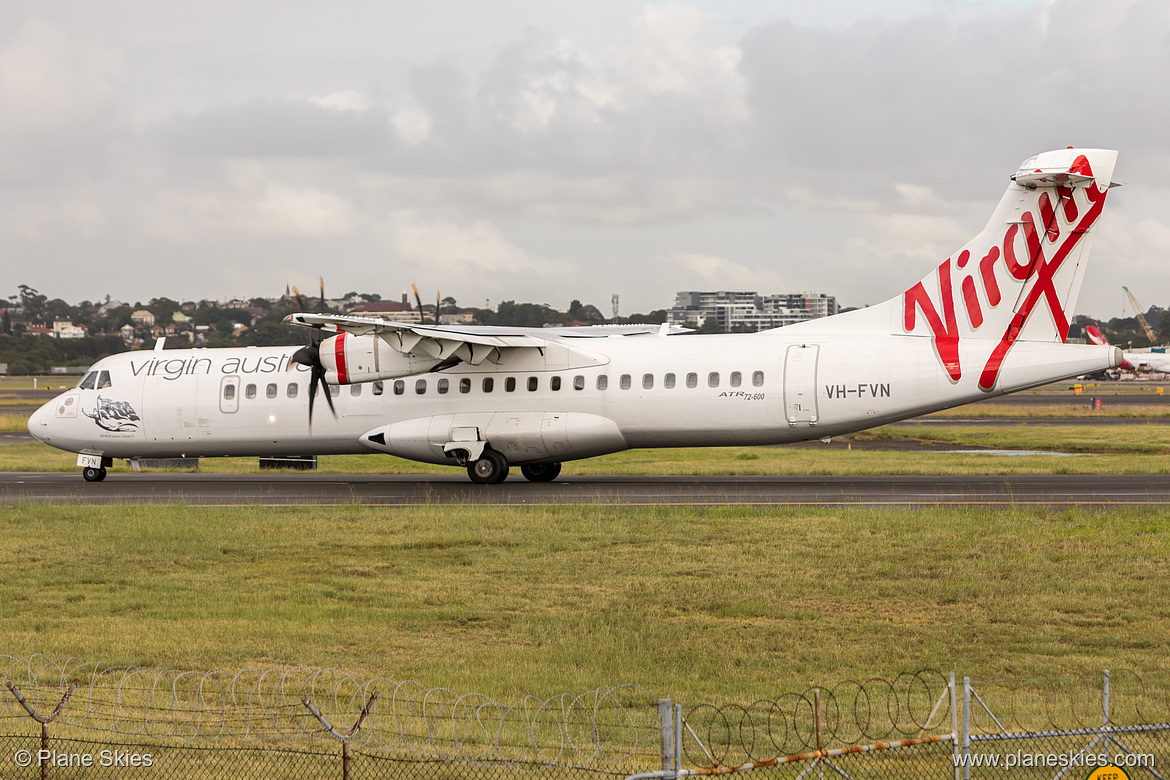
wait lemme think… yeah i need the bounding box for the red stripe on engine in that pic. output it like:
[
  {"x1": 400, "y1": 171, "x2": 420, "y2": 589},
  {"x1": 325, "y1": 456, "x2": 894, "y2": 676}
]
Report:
[{"x1": 334, "y1": 332, "x2": 348, "y2": 384}]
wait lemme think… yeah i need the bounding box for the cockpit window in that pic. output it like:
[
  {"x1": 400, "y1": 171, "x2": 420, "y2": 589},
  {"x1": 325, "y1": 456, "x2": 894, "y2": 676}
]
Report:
[
  {"x1": 97, "y1": 370, "x2": 112, "y2": 389},
  {"x1": 79, "y1": 372, "x2": 97, "y2": 390}
]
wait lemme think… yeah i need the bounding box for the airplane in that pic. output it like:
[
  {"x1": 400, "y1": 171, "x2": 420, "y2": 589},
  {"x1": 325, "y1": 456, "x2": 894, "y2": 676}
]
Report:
[
  {"x1": 1085, "y1": 324, "x2": 1169, "y2": 373},
  {"x1": 28, "y1": 147, "x2": 1124, "y2": 485}
]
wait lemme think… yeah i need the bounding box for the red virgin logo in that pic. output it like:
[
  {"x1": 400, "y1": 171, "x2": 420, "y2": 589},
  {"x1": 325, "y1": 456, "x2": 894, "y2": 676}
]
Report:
[{"x1": 902, "y1": 155, "x2": 1108, "y2": 391}]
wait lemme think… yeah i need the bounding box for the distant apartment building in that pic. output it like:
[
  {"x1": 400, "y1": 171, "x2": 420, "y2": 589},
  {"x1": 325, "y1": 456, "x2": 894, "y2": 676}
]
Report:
[{"x1": 667, "y1": 291, "x2": 838, "y2": 332}]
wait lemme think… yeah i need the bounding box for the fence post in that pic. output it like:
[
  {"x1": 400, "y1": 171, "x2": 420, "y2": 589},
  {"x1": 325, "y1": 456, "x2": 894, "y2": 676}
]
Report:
[
  {"x1": 950, "y1": 673, "x2": 960, "y2": 780},
  {"x1": 658, "y1": 699, "x2": 676, "y2": 778},
  {"x1": 5, "y1": 680, "x2": 79, "y2": 780},
  {"x1": 962, "y1": 677, "x2": 971, "y2": 780},
  {"x1": 1103, "y1": 669, "x2": 1111, "y2": 730},
  {"x1": 302, "y1": 691, "x2": 379, "y2": 780}
]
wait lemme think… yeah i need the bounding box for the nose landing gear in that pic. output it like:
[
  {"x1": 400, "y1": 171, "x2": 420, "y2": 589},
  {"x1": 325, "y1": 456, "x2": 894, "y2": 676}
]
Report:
[{"x1": 82, "y1": 466, "x2": 107, "y2": 482}]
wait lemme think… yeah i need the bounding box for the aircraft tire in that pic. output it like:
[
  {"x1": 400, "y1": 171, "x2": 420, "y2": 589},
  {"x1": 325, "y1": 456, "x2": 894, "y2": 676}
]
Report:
[
  {"x1": 468, "y1": 449, "x2": 509, "y2": 484},
  {"x1": 520, "y1": 463, "x2": 561, "y2": 482},
  {"x1": 82, "y1": 466, "x2": 107, "y2": 482}
]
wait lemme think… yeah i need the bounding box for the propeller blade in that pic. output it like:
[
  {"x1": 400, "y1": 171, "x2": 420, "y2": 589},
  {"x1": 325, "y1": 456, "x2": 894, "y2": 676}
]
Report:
[
  {"x1": 318, "y1": 276, "x2": 326, "y2": 312},
  {"x1": 436, "y1": 289, "x2": 441, "y2": 325},
  {"x1": 412, "y1": 283, "x2": 424, "y2": 320},
  {"x1": 318, "y1": 371, "x2": 337, "y2": 418}
]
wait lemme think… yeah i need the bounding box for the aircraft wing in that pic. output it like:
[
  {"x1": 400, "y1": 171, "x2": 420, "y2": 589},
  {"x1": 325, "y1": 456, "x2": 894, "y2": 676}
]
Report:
[{"x1": 284, "y1": 313, "x2": 685, "y2": 366}]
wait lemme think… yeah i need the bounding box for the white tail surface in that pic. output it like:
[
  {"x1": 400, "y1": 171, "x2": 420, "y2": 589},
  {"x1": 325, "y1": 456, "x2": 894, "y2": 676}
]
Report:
[{"x1": 892, "y1": 147, "x2": 1118, "y2": 391}]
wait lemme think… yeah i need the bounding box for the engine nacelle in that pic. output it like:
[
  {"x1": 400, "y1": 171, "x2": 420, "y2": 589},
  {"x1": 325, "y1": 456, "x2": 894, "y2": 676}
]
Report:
[
  {"x1": 358, "y1": 412, "x2": 628, "y2": 466},
  {"x1": 319, "y1": 332, "x2": 441, "y2": 384}
]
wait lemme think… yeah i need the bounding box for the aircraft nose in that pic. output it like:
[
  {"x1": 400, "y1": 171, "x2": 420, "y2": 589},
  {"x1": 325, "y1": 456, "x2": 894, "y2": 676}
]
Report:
[{"x1": 27, "y1": 402, "x2": 51, "y2": 443}]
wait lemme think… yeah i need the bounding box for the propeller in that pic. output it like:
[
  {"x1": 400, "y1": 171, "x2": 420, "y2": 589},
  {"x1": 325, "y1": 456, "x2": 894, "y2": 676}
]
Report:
[
  {"x1": 288, "y1": 280, "x2": 337, "y2": 429},
  {"x1": 411, "y1": 283, "x2": 441, "y2": 325}
]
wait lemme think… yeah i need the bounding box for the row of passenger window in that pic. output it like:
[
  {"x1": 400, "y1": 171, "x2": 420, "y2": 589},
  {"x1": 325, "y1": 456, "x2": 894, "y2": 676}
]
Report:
[
  {"x1": 225, "y1": 380, "x2": 385, "y2": 401},
  {"x1": 224, "y1": 371, "x2": 765, "y2": 402},
  {"x1": 392, "y1": 370, "x2": 765, "y2": 395}
]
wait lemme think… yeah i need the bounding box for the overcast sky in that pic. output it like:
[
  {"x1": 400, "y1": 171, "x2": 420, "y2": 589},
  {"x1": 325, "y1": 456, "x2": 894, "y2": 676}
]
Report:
[{"x1": 2, "y1": 0, "x2": 1168, "y2": 319}]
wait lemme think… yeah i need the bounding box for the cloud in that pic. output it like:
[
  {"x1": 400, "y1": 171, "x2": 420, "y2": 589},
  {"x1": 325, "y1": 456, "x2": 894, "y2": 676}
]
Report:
[
  {"x1": 0, "y1": 18, "x2": 122, "y2": 137},
  {"x1": 296, "y1": 90, "x2": 370, "y2": 112},
  {"x1": 155, "y1": 99, "x2": 392, "y2": 158},
  {"x1": 390, "y1": 214, "x2": 576, "y2": 279},
  {"x1": 662, "y1": 251, "x2": 788, "y2": 291}
]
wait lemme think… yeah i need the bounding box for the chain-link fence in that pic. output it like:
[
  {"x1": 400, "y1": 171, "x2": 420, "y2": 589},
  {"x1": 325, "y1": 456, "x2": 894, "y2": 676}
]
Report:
[{"x1": 2, "y1": 656, "x2": 1168, "y2": 779}]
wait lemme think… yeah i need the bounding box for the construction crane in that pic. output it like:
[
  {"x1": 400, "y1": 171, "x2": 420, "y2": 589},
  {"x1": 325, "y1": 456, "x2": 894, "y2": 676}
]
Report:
[{"x1": 1122, "y1": 286, "x2": 1158, "y2": 344}]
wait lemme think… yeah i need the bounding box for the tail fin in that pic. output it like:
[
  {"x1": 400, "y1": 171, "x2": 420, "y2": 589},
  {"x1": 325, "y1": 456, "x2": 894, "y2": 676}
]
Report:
[
  {"x1": 898, "y1": 148, "x2": 1119, "y2": 390},
  {"x1": 1085, "y1": 323, "x2": 1108, "y2": 346}
]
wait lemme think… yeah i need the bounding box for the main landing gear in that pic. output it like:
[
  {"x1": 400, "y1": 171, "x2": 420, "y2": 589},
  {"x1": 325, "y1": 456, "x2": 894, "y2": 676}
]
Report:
[
  {"x1": 464, "y1": 450, "x2": 563, "y2": 485},
  {"x1": 82, "y1": 466, "x2": 107, "y2": 482},
  {"x1": 520, "y1": 463, "x2": 561, "y2": 482},
  {"x1": 467, "y1": 450, "x2": 509, "y2": 484}
]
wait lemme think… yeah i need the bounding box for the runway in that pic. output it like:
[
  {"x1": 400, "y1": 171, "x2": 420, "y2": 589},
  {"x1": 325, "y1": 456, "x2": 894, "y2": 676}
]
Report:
[{"x1": 4, "y1": 471, "x2": 1170, "y2": 507}]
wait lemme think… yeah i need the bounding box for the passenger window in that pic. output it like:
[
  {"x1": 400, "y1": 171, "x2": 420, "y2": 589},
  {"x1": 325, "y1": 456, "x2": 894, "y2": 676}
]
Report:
[
  {"x1": 664, "y1": 373, "x2": 676, "y2": 389},
  {"x1": 266, "y1": 383, "x2": 278, "y2": 399},
  {"x1": 351, "y1": 384, "x2": 362, "y2": 396},
  {"x1": 394, "y1": 380, "x2": 405, "y2": 396},
  {"x1": 224, "y1": 384, "x2": 236, "y2": 400},
  {"x1": 574, "y1": 375, "x2": 584, "y2": 391},
  {"x1": 597, "y1": 375, "x2": 608, "y2": 390},
  {"x1": 620, "y1": 374, "x2": 631, "y2": 390},
  {"x1": 505, "y1": 377, "x2": 516, "y2": 392},
  {"x1": 753, "y1": 371, "x2": 764, "y2": 387},
  {"x1": 686, "y1": 373, "x2": 698, "y2": 388},
  {"x1": 438, "y1": 378, "x2": 449, "y2": 394},
  {"x1": 79, "y1": 372, "x2": 97, "y2": 390},
  {"x1": 708, "y1": 372, "x2": 719, "y2": 388},
  {"x1": 642, "y1": 374, "x2": 653, "y2": 389},
  {"x1": 527, "y1": 377, "x2": 538, "y2": 391},
  {"x1": 483, "y1": 377, "x2": 494, "y2": 393},
  {"x1": 551, "y1": 376, "x2": 561, "y2": 391},
  {"x1": 245, "y1": 384, "x2": 257, "y2": 399},
  {"x1": 287, "y1": 383, "x2": 298, "y2": 398},
  {"x1": 730, "y1": 372, "x2": 742, "y2": 388},
  {"x1": 373, "y1": 380, "x2": 384, "y2": 396},
  {"x1": 329, "y1": 384, "x2": 340, "y2": 397},
  {"x1": 97, "y1": 370, "x2": 112, "y2": 389},
  {"x1": 415, "y1": 379, "x2": 427, "y2": 394},
  {"x1": 459, "y1": 378, "x2": 471, "y2": 394}
]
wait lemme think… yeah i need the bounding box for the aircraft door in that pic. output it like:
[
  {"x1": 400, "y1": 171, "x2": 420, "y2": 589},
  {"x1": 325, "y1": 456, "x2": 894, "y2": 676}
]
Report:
[
  {"x1": 783, "y1": 344, "x2": 819, "y2": 426},
  {"x1": 219, "y1": 375, "x2": 240, "y2": 414}
]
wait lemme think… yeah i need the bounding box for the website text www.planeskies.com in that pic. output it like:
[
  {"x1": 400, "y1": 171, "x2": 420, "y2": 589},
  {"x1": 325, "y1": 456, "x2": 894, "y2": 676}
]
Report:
[{"x1": 953, "y1": 750, "x2": 1155, "y2": 772}]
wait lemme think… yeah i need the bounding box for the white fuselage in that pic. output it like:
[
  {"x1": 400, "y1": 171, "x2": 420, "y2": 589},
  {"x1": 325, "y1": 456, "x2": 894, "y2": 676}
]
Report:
[{"x1": 28, "y1": 317, "x2": 1119, "y2": 468}]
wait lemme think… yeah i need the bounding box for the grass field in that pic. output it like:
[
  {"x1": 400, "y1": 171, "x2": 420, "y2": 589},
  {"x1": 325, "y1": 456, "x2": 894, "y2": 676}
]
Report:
[{"x1": 2, "y1": 503, "x2": 1168, "y2": 702}]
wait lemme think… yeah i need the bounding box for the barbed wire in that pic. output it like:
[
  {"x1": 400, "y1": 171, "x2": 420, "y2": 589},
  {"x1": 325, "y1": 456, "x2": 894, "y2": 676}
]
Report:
[
  {"x1": 966, "y1": 670, "x2": 1170, "y2": 735},
  {"x1": 678, "y1": 670, "x2": 952, "y2": 767},
  {"x1": 0, "y1": 655, "x2": 657, "y2": 769}
]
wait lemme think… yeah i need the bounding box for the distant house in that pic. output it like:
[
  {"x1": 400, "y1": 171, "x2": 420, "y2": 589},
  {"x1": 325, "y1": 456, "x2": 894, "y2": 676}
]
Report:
[
  {"x1": 440, "y1": 311, "x2": 476, "y2": 325},
  {"x1": 349, "y1": 299, "x2": 422, "y2": 323},
  {"x1": 172, "y1": 311, "x2": 192, "y2": 324},
  {"x1": 52, "y1": 320, "x2": 86, "y2": 339},
  {"x1": 119, "y1": 324, "x2": 136, "y2": 341},
  {"x1": 131, "y1": 309, "x2": 156, "y2": 328}
]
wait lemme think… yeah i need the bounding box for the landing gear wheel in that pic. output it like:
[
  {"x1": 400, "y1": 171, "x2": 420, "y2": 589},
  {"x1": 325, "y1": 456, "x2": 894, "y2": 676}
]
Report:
[
  {"x1": 82, "y1": 466, "x2": 107, "y2": 482},
  {"x1": 467, "y1": 449, "x2": 509, "y2": 484},
  {"x1": 520, "y1": 463, "x2": 562, "y2": 482}
]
